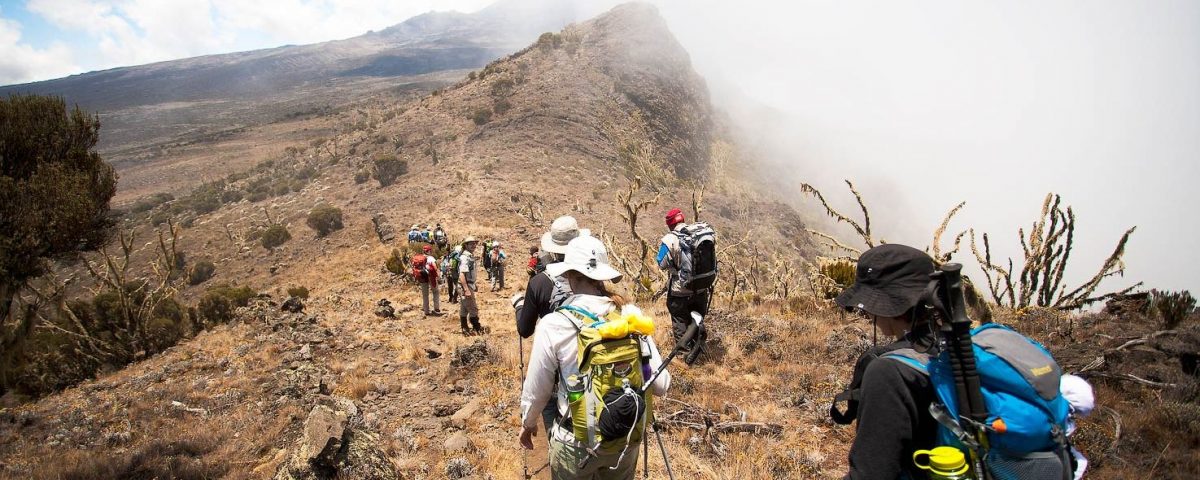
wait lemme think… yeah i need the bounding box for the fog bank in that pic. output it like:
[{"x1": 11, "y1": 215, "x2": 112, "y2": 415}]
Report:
[{"x1": 651, "y1": 0, "x2": 1199, "y2": 294}]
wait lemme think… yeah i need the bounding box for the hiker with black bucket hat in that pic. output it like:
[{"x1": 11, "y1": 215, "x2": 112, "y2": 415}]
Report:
[
  {"x1": 831, "y1": 244, "x2": 940, "y2": 480},
  {"x1": 518, "y1": 235, "x2": 671, "y2": 479}
]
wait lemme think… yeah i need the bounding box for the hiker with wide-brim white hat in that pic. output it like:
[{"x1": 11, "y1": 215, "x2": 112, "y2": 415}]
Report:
[
  {"x1": 458, "y1": 236, "x2": 483, "y2": 335},
  {"x1": 513, "y1": 216, "x2": 585, "y2": 443},
  {"x1": 518, "y1": 235, "x2": 671, "y2": 479}
]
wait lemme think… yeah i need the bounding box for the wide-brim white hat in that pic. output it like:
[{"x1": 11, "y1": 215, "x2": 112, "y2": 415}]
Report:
[
  {"x1": 545, "y1": 235, "x2": 622, "y2": 282},
  {"x1": 541, "y1": 215, "x2": 581, "y2": 255}
]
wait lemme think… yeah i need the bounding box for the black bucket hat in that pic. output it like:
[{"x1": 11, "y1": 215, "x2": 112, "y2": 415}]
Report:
[{"x1": 835, "y1": 244, "x2": 935, "y2": 318}]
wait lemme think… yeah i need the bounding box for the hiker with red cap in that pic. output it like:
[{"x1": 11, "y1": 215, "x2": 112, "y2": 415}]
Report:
[
  {"x1": 656, "y1": 208, "x2": 717, "y2": 357},
  {"x1": 413, "y1": 244, "x2": 442, "y2": 316}
]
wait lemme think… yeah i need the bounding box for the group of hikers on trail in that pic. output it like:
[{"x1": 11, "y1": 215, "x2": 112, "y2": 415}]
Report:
[
  {"x1": 408, "y1": 223, "x2": 449, "y2": 248},
  {"x1": 406, "y1": 224, "x2": 511, "y2": 335},
  {"x1": 409, "y1": 207, "x2": 1094, "y2": 480}
]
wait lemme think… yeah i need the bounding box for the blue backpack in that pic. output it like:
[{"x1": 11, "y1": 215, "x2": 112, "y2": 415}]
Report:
[{"x1": 886, "y1": 323, "x2": 1072, "y2": 479}]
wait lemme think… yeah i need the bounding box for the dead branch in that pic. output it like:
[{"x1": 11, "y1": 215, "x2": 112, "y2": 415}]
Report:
[
  {"x1": 930, "y1": 201, "x2": 966, "y2": 263},
  {"x1": 800, "y1": 180, "x2": 874, "y2": 248}
]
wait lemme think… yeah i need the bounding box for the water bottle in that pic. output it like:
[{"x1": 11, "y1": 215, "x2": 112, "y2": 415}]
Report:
[
  {"x1": 565, "y1": 374, "x2": 585, "y2": 403},
  {"x1": 913, "y1": 446, "x2": 972, "y2": 480}
]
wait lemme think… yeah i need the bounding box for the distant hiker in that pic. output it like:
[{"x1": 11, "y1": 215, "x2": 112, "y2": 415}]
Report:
[
  {"x1": 513, "y1": 216, "x2": 583, "y2": 435},
  {"x1": 413, "y1": 244, "x2": 442, "y2": 316},
  {"x1": 656, "y1": 208, "x2": 717, "y2": 355},
  {"x1": 446, "y1": 245, "x2": 462, "y2": 304},
  {"x1": 490, "y1": 241, "x2": 507, "y2": 291},
  {"x1": 458, "y1": 237, "x2": 483, "y2": 335},
  {"x1": 482, "y1": 239, "x2": 494, "y2": 281},
  {"x1": 518, "y1": 235, "x2": 671, "y2": 478},
  {"x1": 832, "y1": 244, "x2": 1077, "y2": 480},
  {"x1": 527, "y1": 245, "x2": 541, "y2": 277},
  {"x1": 421, "y1": 224, "x2": 433, "y2": 243},
  {"x1": 434, "y1": 223, "x2": 448, "y2": 248},
  {"x1": 407, "y1": 224, "x2": 421, "y2": 242}
]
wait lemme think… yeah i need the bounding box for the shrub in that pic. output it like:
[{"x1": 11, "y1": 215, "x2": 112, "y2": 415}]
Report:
[
  {"x1": 260, "y1": 224, "x2": 291, "y2": 250},
  {"x1": 294, "y1": 165, "x2": 317, "y2": 180},
  {"x1": 306, "y1": 204, "x2": 344, "y2": 237},
  {"x1": 471, "y1": 108, "x2": 492, "y2": 125},
  {"x1": 537, "y1": 32, "x2": 562, "y2": 50},
  {"x1": 384, "y1": 249, "x2": 406, "y2": 275},
  {"x1": 220, "y1": 189, "x2": 243, "y2": 204},
  {"x1": 817, "y1": 259, "x2": 857, "y2": 299},
  {"x1": 372, "y1": 154, "x2": 408, "y2": 187},
  {"x1": 1152, "y1": 289, "x2": 1196, "y2": 329},
  {"x1": 198, "y1": 292, "x2": 232, "y2": 325},
  {"x1": 129, "y1": 193, "x2": 174, "y2": 214},
  {"x1": 354, "y1": 170, "x2": 370, "y2": 184},
  {"x1": 287, "y1": 286, "x2": 310, "y2": 299},
  {"x1": 207, "y1": 284, "x2": 256, "y2": 306},
  {"x1": 188, "y1": 193, "x2": 220, "y2": 214},
  {"x1": 188, "y1": 260, "x2": 216, "y2": 285},
  {"x1": 490, "y1": 78, "x2": 514, "y2": 97},
  {"x1": 493, "y1": 98, "x2": 512, "y2": 115}
]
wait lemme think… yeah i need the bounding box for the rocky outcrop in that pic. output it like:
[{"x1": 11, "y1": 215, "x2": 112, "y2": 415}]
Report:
[
  {"x1": 374, "y1": 299, "x2": 396, "y2": 318},
  {"x1": 372, "y1": 214, "x2": 396, "y2": 244},
  {"x1": 273, "y1": 396, "x2": 399, "y2": 480}
]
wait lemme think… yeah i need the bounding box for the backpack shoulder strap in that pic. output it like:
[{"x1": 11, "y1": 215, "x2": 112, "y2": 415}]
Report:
[
  {"x1": 557, "y1": 305, "x2": 601, "y2": 331},
  {"x1": 882, "y1": 348, "x2": 931, "y2": 375}
]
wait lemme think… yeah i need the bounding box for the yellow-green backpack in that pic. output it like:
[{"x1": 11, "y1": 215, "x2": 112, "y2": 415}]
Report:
[{"x1": 558, "y1": 305, "x2": 651, "y2": 455}]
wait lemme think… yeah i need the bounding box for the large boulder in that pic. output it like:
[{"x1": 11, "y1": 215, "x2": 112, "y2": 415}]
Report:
[
  {"x1": 273, "y1": 396, "x2": 400, "y2": 480},
  {"x1": 372, "y1": 213, "x2": 395, "y2": 244}
]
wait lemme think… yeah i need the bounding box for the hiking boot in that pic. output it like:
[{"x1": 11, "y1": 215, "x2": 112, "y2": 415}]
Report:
[{"x1": 461, "y1": 327, "x2": 471, "y2": 336}]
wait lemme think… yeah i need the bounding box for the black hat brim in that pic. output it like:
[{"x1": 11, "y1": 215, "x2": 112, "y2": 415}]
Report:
[{"x1": 835, "y1": 283, "x2": 918, "y2": 318}]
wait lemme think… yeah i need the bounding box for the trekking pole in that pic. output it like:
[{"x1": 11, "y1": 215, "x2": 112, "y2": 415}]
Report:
[
  {"x1": 642, "y1": 417, "x2": 650, "y2": 480},
  {"x1": 640, "y1": 322, "x2": 701, "y2": 394},
  {"x1": 518, "y1": 336, "x2": 530, "y2": 480},
  {"x1": 652, "y1": 421, "x2": 677, "y2": 480},
  {"x1": 934, "y1": 264, "x2": 991, "y2": 480}
]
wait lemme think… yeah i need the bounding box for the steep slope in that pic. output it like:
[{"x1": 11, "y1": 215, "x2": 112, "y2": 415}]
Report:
[{"x1": 0, "y1": 3, "x2": 823, "y2": 479}]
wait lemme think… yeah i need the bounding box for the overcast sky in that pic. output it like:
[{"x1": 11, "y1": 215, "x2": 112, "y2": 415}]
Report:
[
  {"x1": 3, "y1": 0, "x2": 1196, "y2": 294},
  {"x1": 649, "y1": 0, "x2": 1199, "y2": 295}
]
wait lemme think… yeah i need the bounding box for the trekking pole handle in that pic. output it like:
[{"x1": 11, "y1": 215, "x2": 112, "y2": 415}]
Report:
[
  {"x1": 938, "y1": 264, "x2": 988, "y2": 425},
  {"x1": 640, "y1": 323, "x2": 698, "y2": 394}
]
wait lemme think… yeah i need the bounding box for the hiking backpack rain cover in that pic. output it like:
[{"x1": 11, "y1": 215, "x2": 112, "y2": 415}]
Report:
[
  {"x1": 411, "y1": 254, "x2": 430, "y2": 282},
  {"x1": 886, "y1": 324, "x2": 1073, "y2": 480},
  {"x1": 559, "y1": 306, "x2": 650, "y2": 455},
  {"x1": 673, "y1": 223, "x2": 717, "y2": 291}
]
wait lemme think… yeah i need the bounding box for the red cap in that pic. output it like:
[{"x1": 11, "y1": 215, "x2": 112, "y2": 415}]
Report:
[
  {"x1": 422, "y1": 245, "x2": 432, "y2": 252},
  {"x1": 665, "y1": 208, "x2": 685, "y2": 228}
]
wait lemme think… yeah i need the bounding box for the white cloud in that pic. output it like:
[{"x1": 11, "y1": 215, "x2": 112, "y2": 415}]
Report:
[{"x1": 0, "y1": 11, "x2": 79, "y2": 84}]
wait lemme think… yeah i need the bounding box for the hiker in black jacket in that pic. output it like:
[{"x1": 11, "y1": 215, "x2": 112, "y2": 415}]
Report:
[
  {"x1": 511, "y1": 215, "x2": 583, "y2": 437},
  {"x1": 833, "y1": 244, "x2": 940, "y2": 480},
  {"x1": 513, "y1": 215, "x2": 583, "y2": 338}
]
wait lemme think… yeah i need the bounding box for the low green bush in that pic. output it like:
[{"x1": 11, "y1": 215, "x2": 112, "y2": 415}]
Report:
[
  {"x1": 306, "y1": 204, "x2": 344, "y2": 237},
  {"x1": 261, "y1": 224, "x2": 291, "y2": 250}
]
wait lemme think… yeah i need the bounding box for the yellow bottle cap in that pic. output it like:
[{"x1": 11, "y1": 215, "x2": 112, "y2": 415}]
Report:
[{"x1": 913, "y1": 446, "x2": 968, "y2": 474}]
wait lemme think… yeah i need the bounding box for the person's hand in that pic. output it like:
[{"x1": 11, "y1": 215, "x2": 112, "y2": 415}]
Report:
[
  {"x1": 511, "y1": 293, "x2": 524, "y2": 309},
  {"x1": 519, "y1": 425, "x2": 537, "y2": 450},
  {"x1": 462, "y1": 288, "x2": 472, "y2": 298}
]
